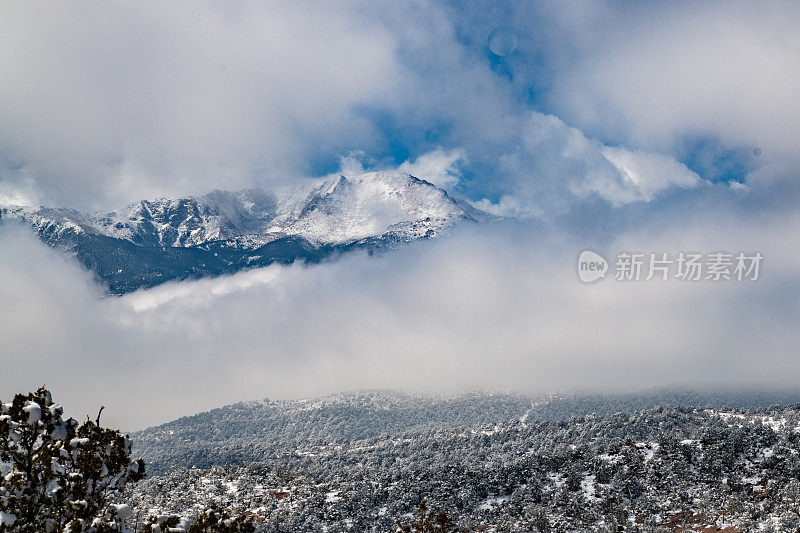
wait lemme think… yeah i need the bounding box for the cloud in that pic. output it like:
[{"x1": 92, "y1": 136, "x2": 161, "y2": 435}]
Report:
[
  {"x1": 593, "y1": 3, "x2": 800, "y2": 155},
  {"x1": 488, "y1": 1, "x2": 800, "y2": 157},
  {"x1": 2, "y1": 0, "x2": 800, "y2": 433},
  {"x1": 0, "y1": 2, "x2": 399, "y2": 209},
  {"x1": 334, "y1": 147, "x2": 466, "y2": 189},
  {"x1": 2, "y1": 181, "x2": 798, "y2": 431},
  {"x1": 472, "y1": 112, "x2": 705, "y2": 216},
  {"x1": 470, "y1": 195, "x2": 530, "y2": 218},
  {"x1": 398, "y1": 148, "x2": 466, "y2": 188},
  {"x1": 0, "y1": 0, "x2": 523, "y2": 210},
  {"x1": 336, "y1": 152, "x2": 369, "y2": 177},
  {"x1": 599, "y1": 147, "x2": 702, "y2": 203},
  {"x1": 1, "y1": 0, "x2": 796, "y2": 219}
]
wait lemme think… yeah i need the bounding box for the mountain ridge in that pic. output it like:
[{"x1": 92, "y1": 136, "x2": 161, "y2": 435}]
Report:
[
  {"x1": 131, "y1": 388, "x2": 800, "y2": 476},
  {"x1": 0, "y1": 172, "x2": 488, "y2": 294}
]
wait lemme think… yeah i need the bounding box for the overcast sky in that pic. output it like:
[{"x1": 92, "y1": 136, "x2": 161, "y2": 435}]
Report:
[{"x1": 1, "y1": 1, "x2": 799, "y2": 430}]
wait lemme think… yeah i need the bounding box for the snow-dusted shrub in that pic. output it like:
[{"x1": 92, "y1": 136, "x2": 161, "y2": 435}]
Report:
[
  {"x1": 139, "y1": 505, "x2": 253, "y2": 533},
  {"x1": 397, "y1": 500, "x2": 459, "y2": 533},
  {"x1": 0, "y1": 387, "x2": 145, "y2": 532}
]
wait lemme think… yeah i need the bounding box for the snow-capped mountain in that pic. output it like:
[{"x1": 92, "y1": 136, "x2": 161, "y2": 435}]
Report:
[{"x1": 0, "y1": 172, "x2": 487, "y2": 293}]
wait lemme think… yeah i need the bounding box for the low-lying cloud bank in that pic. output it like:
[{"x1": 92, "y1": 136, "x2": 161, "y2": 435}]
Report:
[{"x1": 2, "y1": 179, "x2": 798, "y2": 430}]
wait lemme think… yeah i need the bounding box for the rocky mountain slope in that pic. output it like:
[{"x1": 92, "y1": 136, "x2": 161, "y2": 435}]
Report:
[{"x1": 0, "y1": 172, "x2": 486, "y2": 294}]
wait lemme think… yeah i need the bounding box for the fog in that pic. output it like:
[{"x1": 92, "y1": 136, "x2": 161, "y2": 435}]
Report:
[
  {"x1": 1, "y1": 1, "x2": 799, "y2": 430},
  {"x1": 2, "y1": 192, "x2": 798, "y2": 430}
]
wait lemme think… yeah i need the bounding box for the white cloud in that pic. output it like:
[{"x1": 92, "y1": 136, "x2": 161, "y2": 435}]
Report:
[
  {"x1": 473, "y1": 112, "x2": 705, "y2": 216},
  {"x1": 0, "y1": 164, "x2": 39, "y2": 207},
  {"x1": 337, "y1": 152, "x2": 369, "y2": 177},
  {"x1": 2, "y1": 0, "x2": 788, "y2": 217},
  {"x1": 0, "y1": 1, "x2": 526, "y2": 210},
  {"x1": 0, "y1": 184, "x2": 36, "y2": 207},
  {"x1": 470, "y1": 195, "x2": 534, "y2": 218},
  {"x1": 0, "y1": 2, "x2": 399, "y2": 209},
  {"x1": 123, "y1": 266, "x2": 285, "y2": 313},
  {"x1": 2, "y1": 0, "x2": 799, "y2": 433},
  {"x1": 1, "y1": 199, "x2": 799, "y2": 430},
  {"x1": 398, "y1": 148, "x2": 466, "y2": 188},
  {"x1": 538, "y1": 2, "x2": 800, "y2": 157},
  {"x1": 599, "y1": 146, "x2": 701, "y2": 203},
  {"x1": 332, "y1": 147, "x2": 466, "y2": 189}
]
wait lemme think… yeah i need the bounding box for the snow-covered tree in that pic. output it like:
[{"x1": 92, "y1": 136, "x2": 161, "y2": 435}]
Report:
[
  {"x1": 0, "y1": 387, "x2": 144, "y2": 532},
  {"x1": 139, "y1": 505, "x2": 254, "y2": 533},
  {"x1": 397, "y1": 500, "x2": 460, "y2": 532}
]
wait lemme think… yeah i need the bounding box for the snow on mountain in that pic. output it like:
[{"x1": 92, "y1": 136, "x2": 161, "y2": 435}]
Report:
[
  {"x1": 280, "y1": 172, "x2": 469, "y2": 245},
  {"x1": 0, "y1": 172, "x2": 475, "y2": 249},
  {"x1": 0, "y1": 172, "x2": 488, "y2": 293}
]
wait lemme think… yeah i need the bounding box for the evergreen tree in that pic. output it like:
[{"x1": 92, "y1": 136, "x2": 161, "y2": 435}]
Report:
[{"x1": 0, "y1": 387, "x2": 145, "y2": 532}]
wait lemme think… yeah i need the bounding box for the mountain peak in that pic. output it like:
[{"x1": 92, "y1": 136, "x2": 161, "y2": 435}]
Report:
[{"x1": 1, "y1": 172, "x2": 488, "y2": 293}]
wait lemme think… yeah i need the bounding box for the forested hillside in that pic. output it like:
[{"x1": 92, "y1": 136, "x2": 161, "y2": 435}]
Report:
[{"x1": 128, "y1": 392, "x2": 800, "y2": 532}]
